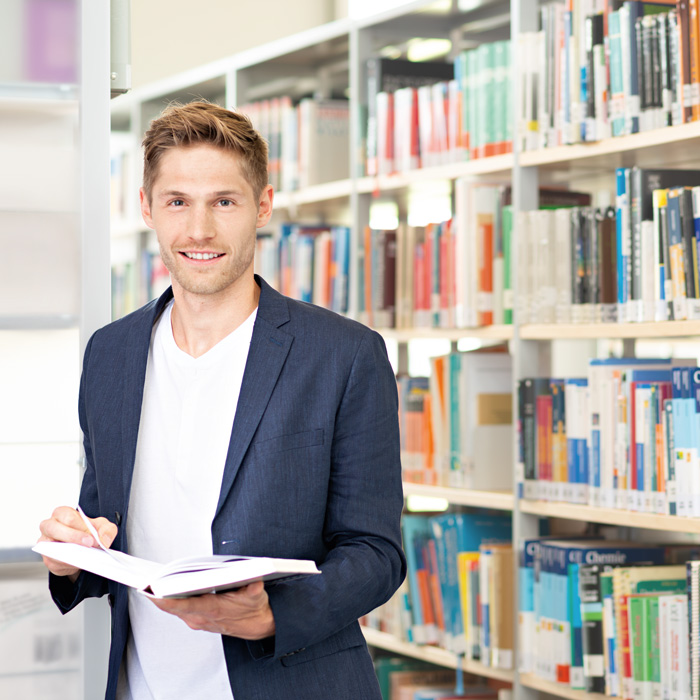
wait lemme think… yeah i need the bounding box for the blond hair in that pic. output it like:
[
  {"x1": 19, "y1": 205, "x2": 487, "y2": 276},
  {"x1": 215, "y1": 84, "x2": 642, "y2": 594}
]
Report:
[{"x1": 141, "y1": 101, "x2": 269, "y2": 201}]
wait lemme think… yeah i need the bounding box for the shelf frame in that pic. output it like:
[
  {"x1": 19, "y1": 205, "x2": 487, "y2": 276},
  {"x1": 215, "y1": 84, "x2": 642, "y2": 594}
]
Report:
[
  {"x1": 520, "y1": 499, "x2": 700, "y2": 534},
  {"x1": 519, "y1": 673, "x2": 609, "y2": 700},
  {"x1": 361, "y1": 627, "x2": 515, "y2": 683},
  {"x1": 403, "y1": 482, "x2": 514, "y2": 510}
]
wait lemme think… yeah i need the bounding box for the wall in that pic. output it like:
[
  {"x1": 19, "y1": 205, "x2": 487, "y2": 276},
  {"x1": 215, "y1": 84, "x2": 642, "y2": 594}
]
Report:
[{"x1": 130, "y1": 0, "x2": 337, "y2": 88}]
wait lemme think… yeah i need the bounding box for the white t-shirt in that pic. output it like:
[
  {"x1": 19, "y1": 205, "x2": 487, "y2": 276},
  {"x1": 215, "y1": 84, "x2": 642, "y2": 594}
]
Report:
[{"x1": 117, "y1": 300, "x2": 257, "y2": 700}]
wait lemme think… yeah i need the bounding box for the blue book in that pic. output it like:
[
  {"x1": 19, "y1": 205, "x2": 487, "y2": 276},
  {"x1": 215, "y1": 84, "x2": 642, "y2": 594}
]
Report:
[
  {"x1": 401, "y1": 515, "x2": 434, "y2": 644},
  {"x1": 429, "y1": 512, "x2": 511, "y2": 654},
  {"x1": 691, "y1": 368, "x2": 700, "y2": 515},
  {"x1": 672, "y1": 367, "x2": 688, "y2": 515},
  {"x1": 565, "y1": 378, "x2": 588, "y2": 504},
  {"x1": 616, "y1": 168, "x2": 629, "y2": 312},
  {"x1": 609, "y1": 13, "x2": 625, "y2": 137},
  {"x1": 331, "y1": 225, "x2": 350, "y2": 313}
]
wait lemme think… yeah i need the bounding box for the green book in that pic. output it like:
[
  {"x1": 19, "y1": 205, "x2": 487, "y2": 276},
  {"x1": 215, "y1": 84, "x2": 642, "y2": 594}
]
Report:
[
  {"x1": 502, "y1": 205, "x2": 513, "y2": 325},
  {"x1": 629, "y1": 595, "x2": 648, "y2": 700}
]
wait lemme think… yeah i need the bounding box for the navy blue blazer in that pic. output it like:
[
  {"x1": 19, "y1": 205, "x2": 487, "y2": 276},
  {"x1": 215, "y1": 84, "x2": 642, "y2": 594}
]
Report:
[{"x1": 50, "y1": 276, "x2": 406, "y2": 699}]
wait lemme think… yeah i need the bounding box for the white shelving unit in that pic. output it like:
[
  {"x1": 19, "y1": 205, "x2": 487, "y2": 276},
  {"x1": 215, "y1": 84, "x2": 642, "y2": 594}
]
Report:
[
  {"x1": 0, "y1": 2, "x2": 112, "y2": 699},
  {"x1": 109, "y1": 2, "x2": 700, "y2": 699}
]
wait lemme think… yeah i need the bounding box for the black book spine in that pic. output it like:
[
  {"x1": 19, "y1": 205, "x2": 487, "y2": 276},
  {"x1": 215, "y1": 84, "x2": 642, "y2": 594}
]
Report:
[
  {"x1": 679, "y1": 187, "x2": 699, "y2": 299},
  {"x1": 658, "y1": 13, "x2": 671, "y2": 126},
  {"x1": 636, "y1": 17, "x2": 647, "y2": 122},
  {"x1": 579, "y1": 564, "x2": 606, "y2": 694},
  {"x1": 520, "y1": 378, "x2": 536, "y2": 499}
]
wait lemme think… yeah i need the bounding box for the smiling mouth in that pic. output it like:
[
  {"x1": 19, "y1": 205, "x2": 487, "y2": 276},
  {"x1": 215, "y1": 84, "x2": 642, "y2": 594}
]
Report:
[{"x1": 180, "y1": 252, "x2": 224, "y2": 260}]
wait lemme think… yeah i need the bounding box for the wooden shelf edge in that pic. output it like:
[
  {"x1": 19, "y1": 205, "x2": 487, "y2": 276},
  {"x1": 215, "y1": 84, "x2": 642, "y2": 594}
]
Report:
[
  {"x1": 379, "y1": 326, "x2": 514, "y2": 342},
  {"x1": 519, "y1": 673, "x2": 609, "y2": 700},
  {"x1": 521, "y1": 320, "x2": 700, "y2": 339},
  {"x1": 403, "y1": 482, "x2": 514, "y2": 510},
  {"x1": 519, "y1": 121, "x2": 700, "y2": 168},
  {"x1": 356, "y1": 154, "x2": 514, "y2": 194},
  {"x1": 273, "y1": 179, "x2": 354, "y2": 208},
  {"x1": 519, "y1": 499, "x2": 700, "y2": 533},
  {"x1": 361, "y1": 627, "x2": 514, "y2": 682}
]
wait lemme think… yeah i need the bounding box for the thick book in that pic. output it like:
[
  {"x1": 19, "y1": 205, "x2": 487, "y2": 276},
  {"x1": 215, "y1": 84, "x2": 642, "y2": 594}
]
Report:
[{"x1": 33, "y1": 541, "x2": 320, "y2": 599}]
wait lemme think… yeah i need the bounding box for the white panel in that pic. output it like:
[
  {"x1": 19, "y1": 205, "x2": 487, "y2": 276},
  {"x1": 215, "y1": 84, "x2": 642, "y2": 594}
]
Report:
[
  {"x1": 0, "y1": 329, "x2": 79, "y2": 444},
  {"x1": 0, "y1": 212, "x2": 79, "y2": 316},
  {"x1": 0, "y1": 443, "x2": 81, "y2": 549},
  {"x1": 0, "y1": 109, "x2": 78, "y2": 212},
  {"x1": 0, "y1": 0, "x2": 25, "y2": 83}
]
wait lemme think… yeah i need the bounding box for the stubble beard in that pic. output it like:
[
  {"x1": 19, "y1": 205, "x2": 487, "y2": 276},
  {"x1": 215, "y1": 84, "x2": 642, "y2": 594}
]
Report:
[{"x1": 159, "y1": 241, "x2": 255, "y2": 297}]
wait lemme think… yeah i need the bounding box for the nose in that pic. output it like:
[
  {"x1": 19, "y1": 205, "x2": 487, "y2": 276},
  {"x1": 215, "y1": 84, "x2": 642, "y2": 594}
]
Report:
[{"x1": 189, "y1": 203, "x2": 214, "y2": 241}]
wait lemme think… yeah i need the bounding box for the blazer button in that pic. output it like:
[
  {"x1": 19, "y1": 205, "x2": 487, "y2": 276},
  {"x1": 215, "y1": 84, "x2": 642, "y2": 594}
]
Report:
[{"x1": 114, "y1": 511, "x2": 122, "y2": 526}]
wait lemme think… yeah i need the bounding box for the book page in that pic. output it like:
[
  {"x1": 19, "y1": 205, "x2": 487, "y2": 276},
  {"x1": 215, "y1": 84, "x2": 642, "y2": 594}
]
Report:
[{"x1": 33, "y1": 541, "x2": 159, "y2": 591}]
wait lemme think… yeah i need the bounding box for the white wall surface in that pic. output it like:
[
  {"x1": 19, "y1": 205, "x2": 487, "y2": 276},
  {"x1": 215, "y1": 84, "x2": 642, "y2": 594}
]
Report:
[{"x1": 130, "y1": 0, "x2": 336, "y2": 88}]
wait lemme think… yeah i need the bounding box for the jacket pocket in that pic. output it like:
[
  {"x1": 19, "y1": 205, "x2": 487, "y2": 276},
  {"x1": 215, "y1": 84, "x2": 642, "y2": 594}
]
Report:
[
  {"x1": 279, "y1": 624, "x2": 365, "y2": 667},
  {"x1": 254, "y1": 429, "x2": 324, "y2": 456}
]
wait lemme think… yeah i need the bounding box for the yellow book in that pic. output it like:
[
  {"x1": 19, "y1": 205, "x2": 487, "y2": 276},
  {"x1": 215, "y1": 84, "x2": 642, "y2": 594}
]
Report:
[{"x1": 457, "y1": 551, "x2": 480, "y2": 659}]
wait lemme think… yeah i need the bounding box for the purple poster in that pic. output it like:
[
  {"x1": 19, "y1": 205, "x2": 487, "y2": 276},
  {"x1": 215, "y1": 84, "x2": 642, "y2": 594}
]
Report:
[{"x1": 24, "y1": 0, "x2": 78, "y2": 83}]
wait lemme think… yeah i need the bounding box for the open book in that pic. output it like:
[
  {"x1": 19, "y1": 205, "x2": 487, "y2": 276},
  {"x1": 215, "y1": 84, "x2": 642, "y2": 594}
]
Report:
[{"x1": 33, "y1": 541, "x2": 320, "y2": 599}]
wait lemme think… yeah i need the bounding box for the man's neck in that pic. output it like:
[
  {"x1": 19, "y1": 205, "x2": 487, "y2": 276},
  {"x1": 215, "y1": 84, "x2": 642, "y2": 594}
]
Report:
[{"x1": 170, "y1": 278, "x2": 260, "y2": 358}]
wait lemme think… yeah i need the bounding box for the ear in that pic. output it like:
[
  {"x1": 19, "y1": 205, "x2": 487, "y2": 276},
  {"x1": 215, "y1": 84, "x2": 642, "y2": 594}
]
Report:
[
  {"x1": 140, "y1": 188, "x2": 154, "y2": 229},
  {"x1": 256, "y1": 185, "x2": 274, "y2": 229}
]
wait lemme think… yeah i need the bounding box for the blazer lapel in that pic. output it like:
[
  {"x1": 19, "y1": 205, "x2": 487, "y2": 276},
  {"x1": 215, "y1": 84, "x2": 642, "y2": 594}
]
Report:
[
  {"x1": 120, "y1": 289, "x2": 173, "y2": 505},
  {"x1": 215, "y1": 278, "x2": 292, "y2": 517}
]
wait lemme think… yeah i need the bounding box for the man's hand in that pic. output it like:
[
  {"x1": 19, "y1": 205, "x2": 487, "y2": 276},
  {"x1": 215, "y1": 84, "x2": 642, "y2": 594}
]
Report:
[
  {"x1": 151, "y1": 581, "x2": 276, "y2": 640},
  {"x1": 38, "y1": 506, "x2": 118, "y2": 582}
]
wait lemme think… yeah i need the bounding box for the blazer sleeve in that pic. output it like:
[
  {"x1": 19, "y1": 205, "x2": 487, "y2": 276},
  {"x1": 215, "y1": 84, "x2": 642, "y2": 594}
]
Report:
[
  {"x1": 259, "y1": 329, "x2": 406, "y2": 658},
  {"x1": 49, "y1": 332, "x2": 110, "y2": 613}
]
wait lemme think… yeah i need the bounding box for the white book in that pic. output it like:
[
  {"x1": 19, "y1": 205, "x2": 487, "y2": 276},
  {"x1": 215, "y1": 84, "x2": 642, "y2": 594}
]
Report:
[
  {"x1": 34, "y1": 541, "x2": 319, "y2": 599},
  {"x1": 554, "y1": 208, "x2": 573, "y2": 323}
]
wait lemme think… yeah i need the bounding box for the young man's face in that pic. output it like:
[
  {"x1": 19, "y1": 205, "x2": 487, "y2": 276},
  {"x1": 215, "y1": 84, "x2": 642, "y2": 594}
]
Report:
[{"x1": 140, "y1": 144, "x2": 273, "y2": 300}]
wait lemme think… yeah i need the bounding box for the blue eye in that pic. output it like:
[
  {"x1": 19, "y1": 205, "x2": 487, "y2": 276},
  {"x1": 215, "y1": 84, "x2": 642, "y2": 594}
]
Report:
[
  {"x1": 218, "y1": 199, "x2": 233, "y2": 207},
  {"x1": 171, "y1": 199, "x2": 185, "y2": 207}
]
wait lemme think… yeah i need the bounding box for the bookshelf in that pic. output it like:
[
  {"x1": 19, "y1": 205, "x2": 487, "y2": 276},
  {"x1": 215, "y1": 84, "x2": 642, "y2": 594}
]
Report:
[{"x1": 109, "y1": 0, "x2": 700, "y2": 698}]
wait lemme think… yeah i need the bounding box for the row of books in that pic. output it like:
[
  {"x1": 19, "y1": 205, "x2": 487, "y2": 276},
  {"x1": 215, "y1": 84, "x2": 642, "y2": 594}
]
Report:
[
  {"x1": 379, "y1": 512, "x2": 514, "y2": 669},
  {"x1": 254, "y1": 224, "x2": 350, "y2": 314},
  {"x1": 616, "y1": 167, "x2": 700, "y2": 322},
  {"x1": 111, "y1": 251, "x2": 169, "y2": 320},
  {"x1": 398, "y1": 350, "x2": 513, "y2": 490},
  {"x1": 517, "y1": 166, "x2": 700, "y2": 325},
  {"x1": 358, "y1": 183, "x2": 591, "y2": 331},
  {"x1": 520, "y1": 0, "x2": 699, "y2": 151},
  {"x1": 518, "y1": 358, "x2": 700, "y2": 516},
  {"x1": 238, "y1": 97, "x2": 349, "y2": 192},
  {"x1": 520, "y1": 537, "x2": 700, "y2": 698},
  {"x1": 365, "y1": 42, "x2": 512, "y2": 177}
]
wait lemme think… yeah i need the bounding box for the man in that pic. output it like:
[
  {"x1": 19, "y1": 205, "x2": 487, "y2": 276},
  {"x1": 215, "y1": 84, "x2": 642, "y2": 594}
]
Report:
[{"x1": 38, "y1": 101, "x2": 405, "y2": 699}]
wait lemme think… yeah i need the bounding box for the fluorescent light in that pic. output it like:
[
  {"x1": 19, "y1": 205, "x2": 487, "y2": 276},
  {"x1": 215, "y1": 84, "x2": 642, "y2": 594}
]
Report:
[
  {"x1": 406, "y1": 38, "x2": 452, "y2": 63},
  {"x1": 406, "y1": 495, "x2": 450, "y2": 512}
]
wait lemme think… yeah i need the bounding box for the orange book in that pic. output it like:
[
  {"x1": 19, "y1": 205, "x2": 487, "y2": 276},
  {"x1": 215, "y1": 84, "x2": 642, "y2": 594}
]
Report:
[
  {"x1": 690, "y1": 0, "x2": 700, "y2": 120},
  {"x1": 476, "y1": 204, "x2": 494, "y2": 326},
  {"x1": 426, "y1": 539, "x2": 445, "y2": 638}
]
